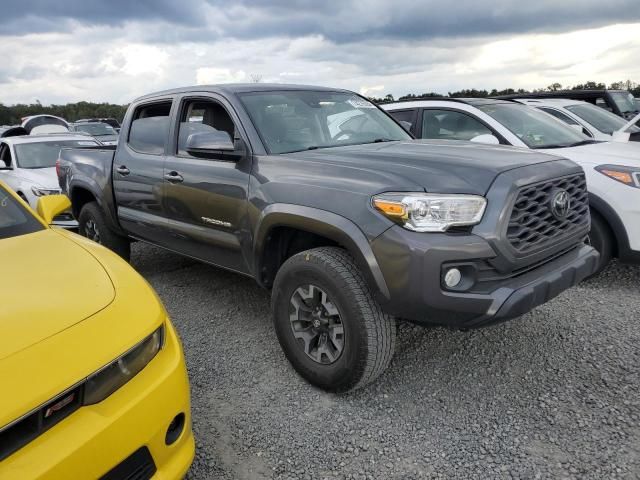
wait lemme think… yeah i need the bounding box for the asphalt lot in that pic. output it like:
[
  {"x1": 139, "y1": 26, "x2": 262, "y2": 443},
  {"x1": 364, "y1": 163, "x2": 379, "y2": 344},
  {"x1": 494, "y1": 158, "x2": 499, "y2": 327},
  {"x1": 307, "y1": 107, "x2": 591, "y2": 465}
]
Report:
[{"x1": 131, "y1": 242, "x2": 640, "y2": 480}]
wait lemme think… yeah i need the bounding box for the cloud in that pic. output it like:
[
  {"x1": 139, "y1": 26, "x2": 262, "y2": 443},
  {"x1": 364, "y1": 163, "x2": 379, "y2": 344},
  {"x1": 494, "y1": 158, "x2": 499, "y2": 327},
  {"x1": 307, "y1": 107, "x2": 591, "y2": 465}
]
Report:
[{"x1": 0, "y1": 3, "x2": 639, "y2": 105}]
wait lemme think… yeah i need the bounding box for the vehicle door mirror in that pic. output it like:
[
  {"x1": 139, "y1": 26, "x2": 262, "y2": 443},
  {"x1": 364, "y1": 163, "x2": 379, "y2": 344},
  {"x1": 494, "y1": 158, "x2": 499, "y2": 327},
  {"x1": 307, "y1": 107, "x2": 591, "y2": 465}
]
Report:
[
  {"x1": 186, "y1": 130, "x2": 235, "y2": 157},
  {"x1": 470, "y1": 134, "x2": 500, "y2": 145},
  {"x1": 611, "y1": 131, "x2": 631, "y2": 143},
  {"x1": 36, "y1": 194, "x2": 72, "y2": 225},
  {"x1": 398, "y1": 121, "x2": 412, "y2": 133}
]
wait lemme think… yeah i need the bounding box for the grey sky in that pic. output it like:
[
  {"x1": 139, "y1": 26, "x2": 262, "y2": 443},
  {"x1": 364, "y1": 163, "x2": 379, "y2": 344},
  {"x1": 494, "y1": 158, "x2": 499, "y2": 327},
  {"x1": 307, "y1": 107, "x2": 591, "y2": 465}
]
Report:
[{"x1": 0, "y1": 0, "x2": 638, "y2": 104}]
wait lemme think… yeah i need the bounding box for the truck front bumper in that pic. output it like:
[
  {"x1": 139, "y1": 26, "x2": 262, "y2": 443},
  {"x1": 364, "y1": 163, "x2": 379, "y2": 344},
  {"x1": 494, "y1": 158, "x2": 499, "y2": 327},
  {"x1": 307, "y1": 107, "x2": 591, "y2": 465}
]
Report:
[{"x1": 371, "y1": 226, "x2": 599, "y2": 329}]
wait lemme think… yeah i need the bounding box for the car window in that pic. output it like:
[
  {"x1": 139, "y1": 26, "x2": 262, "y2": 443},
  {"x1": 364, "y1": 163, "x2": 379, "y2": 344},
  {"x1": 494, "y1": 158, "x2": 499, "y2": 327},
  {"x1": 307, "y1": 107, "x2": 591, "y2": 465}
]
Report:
[
  {"x1": 479, "y1": 103, "x2": 588, "y2": 149},
  {"x1": 14, "y1": 139, "x2": 100, "y2": 169},
  {"x1": 238, "y1": 91, "x2": 409, "y2": 154},
  {"x1": 421, "y1": 109, "x2": 492, "y2": 140},
  {"x1": 566, "y1": 103, "x2": 640, "y2": 134},
  {"x1": 0, "y1": 185, "x2": 43, "y2": 239},
  {"x1": 74, "y1": 123, "x2": 117, "y2": 136},
  {"x1": 538, "y1": 107, "x2": 580, "y2": 125},
  {"x1": 0, "y1": 143, "x2": 12, "y2": 167},
  {"x1": 128, "y1": 101, "x2": 172, "y2": 155},
  {"x1": 388, "y1": 110, "x2": 415, "y2": 129},
  {"x1": 610, "y1": 91, "x2": 639, "y2": 114},
  {"x1": 177, "y1": 99, "x2": 236, "y2": 156}
]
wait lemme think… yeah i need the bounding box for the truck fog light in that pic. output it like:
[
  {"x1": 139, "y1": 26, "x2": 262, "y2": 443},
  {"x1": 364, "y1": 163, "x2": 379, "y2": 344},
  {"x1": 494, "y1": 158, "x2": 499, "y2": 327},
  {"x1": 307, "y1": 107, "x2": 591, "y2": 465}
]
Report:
[{"x1": 444, "y1": 268, "x2": 462, "y2": 288}]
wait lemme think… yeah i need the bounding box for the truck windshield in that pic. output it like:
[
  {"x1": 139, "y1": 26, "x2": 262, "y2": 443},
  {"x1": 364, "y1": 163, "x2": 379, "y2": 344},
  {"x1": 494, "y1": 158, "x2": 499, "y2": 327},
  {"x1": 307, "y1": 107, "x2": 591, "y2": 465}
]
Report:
[
  {"x1": 566, "y1": 103, "x2": 640, "y2": 134},
  {"x1": 15, "y1": 139, "x2": 99, "y2": 169},
  {"x1": 610, "y1": 91, "x2": 639, "y2": 114},
  {"x1": 478, "y1": 103, "x2": 591, "y2": 149},
  {"x1": 238, "y1": 91, "x2": 410, "y2": 154},
  {"x1": 0, "y1": 185, "x2": 43, "y2": 239}
]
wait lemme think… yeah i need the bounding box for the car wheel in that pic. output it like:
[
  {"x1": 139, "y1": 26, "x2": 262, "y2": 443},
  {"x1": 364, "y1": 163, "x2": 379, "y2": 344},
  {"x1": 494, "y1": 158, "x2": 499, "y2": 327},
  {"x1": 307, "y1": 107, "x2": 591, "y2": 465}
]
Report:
[
  {"x1": 587, "y1": 210, "x2": 613, "y2": 276},
  {"x1": 78, "y1": 201, "x2": 131, "y2": 261},
  {"x1": 271, "y1": 246, "x2": 396, "y2": 392}
]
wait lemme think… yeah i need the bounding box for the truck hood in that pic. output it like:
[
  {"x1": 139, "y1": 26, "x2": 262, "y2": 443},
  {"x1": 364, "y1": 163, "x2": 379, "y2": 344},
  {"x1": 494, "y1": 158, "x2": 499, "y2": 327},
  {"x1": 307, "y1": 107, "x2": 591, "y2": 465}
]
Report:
[
  {"x1": 541, "y1": 141, "x2": 640, "y2": 167},
  {"x1": 286, "y1": 140, "x2": 563, "y2": 195},
  {"x1": 0, "y1": 230, "x2": 115, "y2": 361},
  {"x1": 14, "y1": 166, "x2": 59, "y2": 189}
]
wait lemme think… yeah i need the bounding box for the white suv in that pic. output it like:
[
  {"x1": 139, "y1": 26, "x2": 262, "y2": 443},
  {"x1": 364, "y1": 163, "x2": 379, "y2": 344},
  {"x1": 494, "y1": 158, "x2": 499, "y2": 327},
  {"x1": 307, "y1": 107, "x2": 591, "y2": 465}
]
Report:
[
  {"x1": 0, "y1": 134, "x2": 99, "y2": 228},
  {"x1": 510, "y1": 98, "x2": 640, "y2": 143},
  {"x1": 383, "y1": 99, "x2": 640, "y2": 273}
]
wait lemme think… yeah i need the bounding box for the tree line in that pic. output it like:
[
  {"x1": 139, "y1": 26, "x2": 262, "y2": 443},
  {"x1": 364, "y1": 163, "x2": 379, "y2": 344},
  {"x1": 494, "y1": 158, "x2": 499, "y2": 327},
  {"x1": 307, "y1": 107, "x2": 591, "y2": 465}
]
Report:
[
  {"x1": 0, "y1": 101, "x2": 128, "y2": 126},
  {"x1": 0, "y1": 80, "x2": 638, "y2": 125},
  {"x1": 368, "y1": 80, "x2": 640, "y2": 104}
]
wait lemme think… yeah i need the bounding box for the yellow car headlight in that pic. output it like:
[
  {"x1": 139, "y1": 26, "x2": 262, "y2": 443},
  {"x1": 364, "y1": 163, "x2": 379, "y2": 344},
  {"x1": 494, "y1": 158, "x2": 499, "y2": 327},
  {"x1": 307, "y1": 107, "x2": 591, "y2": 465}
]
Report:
[{"x1": 84, "y1": 326, "x2": 164, "y2": 405}]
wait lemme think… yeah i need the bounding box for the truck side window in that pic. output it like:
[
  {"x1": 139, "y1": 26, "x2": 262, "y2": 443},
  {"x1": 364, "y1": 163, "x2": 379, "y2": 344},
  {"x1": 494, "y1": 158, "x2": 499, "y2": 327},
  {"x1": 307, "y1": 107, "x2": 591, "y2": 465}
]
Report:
[
  {"x1": 177, "y1": 99, "x2": 236, "y2": 156},
  {"x1": 128, "y1": 101, "x2": 172, "y2": 155},
  {"x1": 422, "y1": 109, "x2": 492, "y2": 140}
]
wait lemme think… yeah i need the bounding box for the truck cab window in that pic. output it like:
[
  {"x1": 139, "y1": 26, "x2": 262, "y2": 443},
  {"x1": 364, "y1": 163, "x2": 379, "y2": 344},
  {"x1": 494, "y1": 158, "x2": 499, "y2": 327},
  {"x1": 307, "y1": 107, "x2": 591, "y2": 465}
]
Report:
[
  {"x1": 178, "y1": 100, "x2": 236, "y2": 156},
  {"x1": 128, "y1": 101, "x2": 172, "y2": 155}
]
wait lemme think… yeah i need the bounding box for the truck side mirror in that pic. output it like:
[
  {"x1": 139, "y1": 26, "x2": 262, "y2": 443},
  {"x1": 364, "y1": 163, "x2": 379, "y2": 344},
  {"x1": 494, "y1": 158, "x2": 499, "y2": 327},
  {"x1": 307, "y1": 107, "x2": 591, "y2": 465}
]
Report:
[
  {"x1": 470, "y1": 134, "x2": 500, "y2": 145},
  {"x1": 186, "y1": 130, "x2": 235, "y2": 157}
]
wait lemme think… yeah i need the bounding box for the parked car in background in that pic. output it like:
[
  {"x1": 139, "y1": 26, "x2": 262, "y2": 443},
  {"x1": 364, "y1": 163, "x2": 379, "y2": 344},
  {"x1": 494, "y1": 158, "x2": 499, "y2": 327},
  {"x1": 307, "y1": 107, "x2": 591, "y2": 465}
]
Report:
[
  {"x1": 0, "y1": 182, "x2": 194, "y2": 479},
  {"x1": 0, "y1": 134, "x2": 99, "y2": 228},
  {"x1": 58, "y1": 84, "x2": 597, "y2": 391},
  {"x1": 383, "y1": 98, "x2": 640, "y2": 273},
  {"x1": 510, "y1": 98, "x2": 640, "y2": 142},
  {"x1": 69, "y1": 122, "x2": 119, "y2": 146},
  {"x1": 497, "y1": 89, "x2": 640, "y2": 121},
  {"x1": 75, "y1": 117, "x2": 121, "y2": 133}
]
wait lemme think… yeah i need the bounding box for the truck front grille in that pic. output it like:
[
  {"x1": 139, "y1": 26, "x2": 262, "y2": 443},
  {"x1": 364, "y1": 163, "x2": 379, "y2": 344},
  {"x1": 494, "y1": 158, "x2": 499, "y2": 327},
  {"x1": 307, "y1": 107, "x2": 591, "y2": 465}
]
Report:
[{"x1": 507, "y1": 173, "x2": 589, "y2": 253}]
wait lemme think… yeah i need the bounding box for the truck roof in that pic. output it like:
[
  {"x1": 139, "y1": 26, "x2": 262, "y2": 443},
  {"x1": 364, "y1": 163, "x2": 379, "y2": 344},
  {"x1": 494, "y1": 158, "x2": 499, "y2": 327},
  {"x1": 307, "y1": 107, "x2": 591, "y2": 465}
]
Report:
[{"x1": 134, "y1": 83, "x2": 354, "y2": 102}]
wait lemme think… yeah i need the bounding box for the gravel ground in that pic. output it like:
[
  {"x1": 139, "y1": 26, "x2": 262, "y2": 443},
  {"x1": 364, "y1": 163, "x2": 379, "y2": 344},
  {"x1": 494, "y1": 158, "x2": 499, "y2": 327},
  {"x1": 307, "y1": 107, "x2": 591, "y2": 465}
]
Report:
[{"x1": 131, "y1": 242, "x2": 640, "y2": 480}]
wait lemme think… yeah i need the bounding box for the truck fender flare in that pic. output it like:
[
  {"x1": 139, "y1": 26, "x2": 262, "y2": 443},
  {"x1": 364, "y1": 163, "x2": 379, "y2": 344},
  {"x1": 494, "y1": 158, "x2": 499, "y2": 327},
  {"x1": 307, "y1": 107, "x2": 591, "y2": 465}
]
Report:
[
  {"x1": 253, "y1": 204, "x2": 390, "y2": 301},
  {"x1": 69, "y1": 178, "x2": 123, "y2": 233}
]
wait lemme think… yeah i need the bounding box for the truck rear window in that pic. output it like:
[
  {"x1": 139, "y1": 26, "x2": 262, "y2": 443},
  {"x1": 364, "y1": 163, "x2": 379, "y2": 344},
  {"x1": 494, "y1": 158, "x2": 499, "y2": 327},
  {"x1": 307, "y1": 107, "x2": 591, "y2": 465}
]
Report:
[{"x1": 128, "y1": 101, "x2": 172, "y2": 155}]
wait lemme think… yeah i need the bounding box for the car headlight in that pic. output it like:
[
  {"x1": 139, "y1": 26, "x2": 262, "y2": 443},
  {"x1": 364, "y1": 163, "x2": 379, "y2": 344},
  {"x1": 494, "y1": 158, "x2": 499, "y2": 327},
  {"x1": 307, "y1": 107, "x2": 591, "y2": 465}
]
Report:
[
  {"x1": 83, "y1": 326, "x2": 164, "y2": 405},
  {"x1": 595, "y1": 165, "x2": 640, "y2": 188},
  {"x1": 373, "y1": 193, "x2": 487, "y2": 232},
  {"x1": 31, "y1": 186, "x2": 61, "y2": 197}
]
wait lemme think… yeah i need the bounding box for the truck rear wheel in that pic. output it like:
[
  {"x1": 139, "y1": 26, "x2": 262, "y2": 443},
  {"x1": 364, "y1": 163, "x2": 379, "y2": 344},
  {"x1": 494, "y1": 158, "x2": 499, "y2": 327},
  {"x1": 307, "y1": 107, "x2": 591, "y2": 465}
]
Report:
[
  {"x1": 78, "y1": 202, "x2": 131, "y2": 261},
  {"x1": 271, "y1": 247, "x2": 396, "y2": 392}
]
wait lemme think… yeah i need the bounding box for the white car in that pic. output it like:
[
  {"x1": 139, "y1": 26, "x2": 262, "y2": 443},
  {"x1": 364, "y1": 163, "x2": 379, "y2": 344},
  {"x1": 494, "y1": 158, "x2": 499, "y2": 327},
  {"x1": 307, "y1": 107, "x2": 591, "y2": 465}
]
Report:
[
  {"x1": 383, "y1": 99, "x2": 640, "y2": 272},
  {"x1": 509, "y1": 98, "x2": 640, "y2": 143},
  {"x1": 0, "y1": 134, "x2": 99, "y2": 228}
]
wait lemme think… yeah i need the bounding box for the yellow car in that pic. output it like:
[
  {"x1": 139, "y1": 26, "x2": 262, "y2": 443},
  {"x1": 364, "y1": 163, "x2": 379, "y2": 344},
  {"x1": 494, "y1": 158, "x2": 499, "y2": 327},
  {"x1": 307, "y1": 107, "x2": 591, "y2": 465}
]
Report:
[{"x1": 0, "y1": 182, "x2": 194, "y2": 479}]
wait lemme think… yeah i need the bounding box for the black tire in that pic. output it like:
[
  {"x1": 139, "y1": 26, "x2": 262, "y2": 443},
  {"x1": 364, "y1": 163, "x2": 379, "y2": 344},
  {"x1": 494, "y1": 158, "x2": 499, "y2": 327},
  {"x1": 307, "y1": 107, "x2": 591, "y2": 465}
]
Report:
[
  {"x1": 271, "y1": 247, "x2": 396, "y2": 392},
  {"x1": 78, "y1": 201, "x2": 131, "y2": 261},
  {"x1": 588, "y1": 210, "x2": 614, "y2": 276}
]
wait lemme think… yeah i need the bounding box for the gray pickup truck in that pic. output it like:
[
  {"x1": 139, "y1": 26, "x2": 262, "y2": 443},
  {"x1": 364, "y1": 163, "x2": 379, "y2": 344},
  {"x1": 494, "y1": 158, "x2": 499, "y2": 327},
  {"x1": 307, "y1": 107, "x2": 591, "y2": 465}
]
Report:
[{"x1": 57, "y1": 84, "x2": 598, "y2": 392}]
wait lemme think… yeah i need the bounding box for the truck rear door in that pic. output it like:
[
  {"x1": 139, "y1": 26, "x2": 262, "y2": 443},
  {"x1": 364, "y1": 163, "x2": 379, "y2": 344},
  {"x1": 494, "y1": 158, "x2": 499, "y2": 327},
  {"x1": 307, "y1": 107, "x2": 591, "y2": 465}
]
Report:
[{"x1": 113, "y1": 98, "x2": 174, "y2": 243}]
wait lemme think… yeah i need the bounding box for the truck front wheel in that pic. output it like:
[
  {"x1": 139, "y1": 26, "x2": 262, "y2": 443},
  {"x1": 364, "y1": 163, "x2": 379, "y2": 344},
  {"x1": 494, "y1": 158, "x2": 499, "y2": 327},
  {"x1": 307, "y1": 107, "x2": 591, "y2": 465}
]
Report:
[
  {"x1": 271, "y1": 247, "x2": 396, "y2": 392},
  {"x1": 78, "y1": 202, "x2": 131, "y2": 261}
]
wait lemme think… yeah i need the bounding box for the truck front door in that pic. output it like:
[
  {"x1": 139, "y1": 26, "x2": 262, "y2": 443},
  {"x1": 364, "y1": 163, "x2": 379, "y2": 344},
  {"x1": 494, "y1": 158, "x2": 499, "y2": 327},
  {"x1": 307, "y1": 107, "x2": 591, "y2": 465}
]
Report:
[{"x1": 160, "y1": 94, "x2": 253, "y2": 274}]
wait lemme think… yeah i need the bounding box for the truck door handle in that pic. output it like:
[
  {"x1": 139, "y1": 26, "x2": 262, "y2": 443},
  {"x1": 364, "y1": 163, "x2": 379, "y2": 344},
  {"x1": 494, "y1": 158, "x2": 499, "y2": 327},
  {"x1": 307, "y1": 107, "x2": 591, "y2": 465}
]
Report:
[
  {"x1": 164, "y1": 171, "x2": 184, "y2": 183},
  {"x1": 116, "y1": 165, "x2": 130, "y2": 176}
]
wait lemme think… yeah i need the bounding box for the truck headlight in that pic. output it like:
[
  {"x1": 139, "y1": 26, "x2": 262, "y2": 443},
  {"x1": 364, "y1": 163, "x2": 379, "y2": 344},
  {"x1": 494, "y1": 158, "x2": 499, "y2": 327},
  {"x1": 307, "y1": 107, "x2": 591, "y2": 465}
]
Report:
[
  {"x1": 84, "y1": 326, "x2": 164, "y2": 405},
  {"x1": 31, "y1": 186, "x2": 62, "y2": 197},
  {"x1": 595, "y1": 165, "x2": 640, "y2": 189},
  {"x1": 373, "y1": 193, "x2": 487, "y2": 232}
]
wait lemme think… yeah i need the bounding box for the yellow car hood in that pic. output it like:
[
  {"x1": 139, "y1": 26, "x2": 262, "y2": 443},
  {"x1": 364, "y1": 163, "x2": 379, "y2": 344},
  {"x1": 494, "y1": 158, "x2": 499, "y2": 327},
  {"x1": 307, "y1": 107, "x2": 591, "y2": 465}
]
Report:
[{"x1": 0, "y1": 230, "x2": 115, "y2": 361}]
